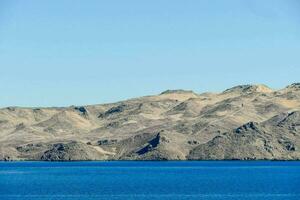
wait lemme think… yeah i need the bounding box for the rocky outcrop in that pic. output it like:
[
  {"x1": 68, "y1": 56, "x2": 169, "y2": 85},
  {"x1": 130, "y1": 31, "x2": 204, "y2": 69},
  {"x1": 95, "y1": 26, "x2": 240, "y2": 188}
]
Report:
[
  {"x1": 188, "y1": 112, "x2": 300, "y2": 160},
  {"x1": 41, "y1": 141, "x2": 105, "y2": 161}
]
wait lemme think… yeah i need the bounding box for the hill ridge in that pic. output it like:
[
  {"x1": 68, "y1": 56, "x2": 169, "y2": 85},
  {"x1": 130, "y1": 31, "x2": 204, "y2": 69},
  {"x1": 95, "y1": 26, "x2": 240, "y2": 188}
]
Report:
[{"x1": 0, "y1": 83, "x2": 299, "y2": 161}]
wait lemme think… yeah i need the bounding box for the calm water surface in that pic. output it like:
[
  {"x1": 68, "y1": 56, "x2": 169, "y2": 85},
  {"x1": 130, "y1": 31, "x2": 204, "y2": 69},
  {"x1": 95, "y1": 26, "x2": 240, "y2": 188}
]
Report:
[{"x1": 0, "y1": 161, "x2": 300, "y2": 200}]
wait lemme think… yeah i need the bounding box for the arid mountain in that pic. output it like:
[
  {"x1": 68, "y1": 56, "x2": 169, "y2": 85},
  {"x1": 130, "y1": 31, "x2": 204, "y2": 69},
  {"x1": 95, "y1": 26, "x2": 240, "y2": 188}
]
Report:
[{"x1": 1, "y1": 83, "x2": 300, "y2": 161}]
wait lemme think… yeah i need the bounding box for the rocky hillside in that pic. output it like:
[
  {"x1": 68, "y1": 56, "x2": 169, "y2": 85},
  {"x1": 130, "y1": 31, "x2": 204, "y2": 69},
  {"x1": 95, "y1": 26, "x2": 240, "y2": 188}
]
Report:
[{"x1": 0, "y1": 83, "x2": 300, "y2": 161}]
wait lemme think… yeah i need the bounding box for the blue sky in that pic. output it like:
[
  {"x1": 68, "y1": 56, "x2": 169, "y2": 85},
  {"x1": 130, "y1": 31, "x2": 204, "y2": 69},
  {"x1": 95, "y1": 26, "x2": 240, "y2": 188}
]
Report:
[{"x1": 0, "y1": 0, "x2": 299, "y2": 107}]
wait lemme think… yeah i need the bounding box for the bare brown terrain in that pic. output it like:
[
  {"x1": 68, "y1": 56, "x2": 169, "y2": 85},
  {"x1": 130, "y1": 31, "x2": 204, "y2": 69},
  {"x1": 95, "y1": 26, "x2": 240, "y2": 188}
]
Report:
[{"x1": 0, "y1": 83, "x2": 300, "y2": 161}]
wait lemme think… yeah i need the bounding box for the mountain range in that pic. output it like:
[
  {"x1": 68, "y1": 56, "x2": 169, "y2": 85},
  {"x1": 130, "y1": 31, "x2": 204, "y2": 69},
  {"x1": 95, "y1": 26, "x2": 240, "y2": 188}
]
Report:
[{"x1": 1, "y1": 83, "x2": 299, "y2": 161}]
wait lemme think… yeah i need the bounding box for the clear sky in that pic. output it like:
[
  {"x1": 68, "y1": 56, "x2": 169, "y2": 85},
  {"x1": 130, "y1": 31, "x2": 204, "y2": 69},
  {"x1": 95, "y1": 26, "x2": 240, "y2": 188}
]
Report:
[{"x1": 0, "y1": 0, "x2": 299, "y2": 107}]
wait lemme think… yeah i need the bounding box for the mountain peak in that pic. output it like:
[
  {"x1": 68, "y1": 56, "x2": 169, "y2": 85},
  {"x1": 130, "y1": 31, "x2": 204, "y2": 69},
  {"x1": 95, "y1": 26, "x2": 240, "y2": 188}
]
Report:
[
  {"x1": 223, "y1": 84, "x2": 273, "y2": 94},
  {"x1": 160, "y1": 89, "x2": 195, "y2": 95}
]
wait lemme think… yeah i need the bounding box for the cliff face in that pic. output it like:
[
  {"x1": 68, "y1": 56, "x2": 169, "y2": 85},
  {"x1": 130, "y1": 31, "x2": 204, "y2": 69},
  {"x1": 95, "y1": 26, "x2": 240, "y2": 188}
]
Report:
[{"x1": 0, "y1": 84, "x2": 300, "y2": 161}]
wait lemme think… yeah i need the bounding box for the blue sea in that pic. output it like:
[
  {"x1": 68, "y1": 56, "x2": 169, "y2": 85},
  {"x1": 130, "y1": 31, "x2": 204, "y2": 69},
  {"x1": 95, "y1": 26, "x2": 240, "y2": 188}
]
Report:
[{"x1": 0, "y1": 161, "x2": 300, "y2": 200}]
